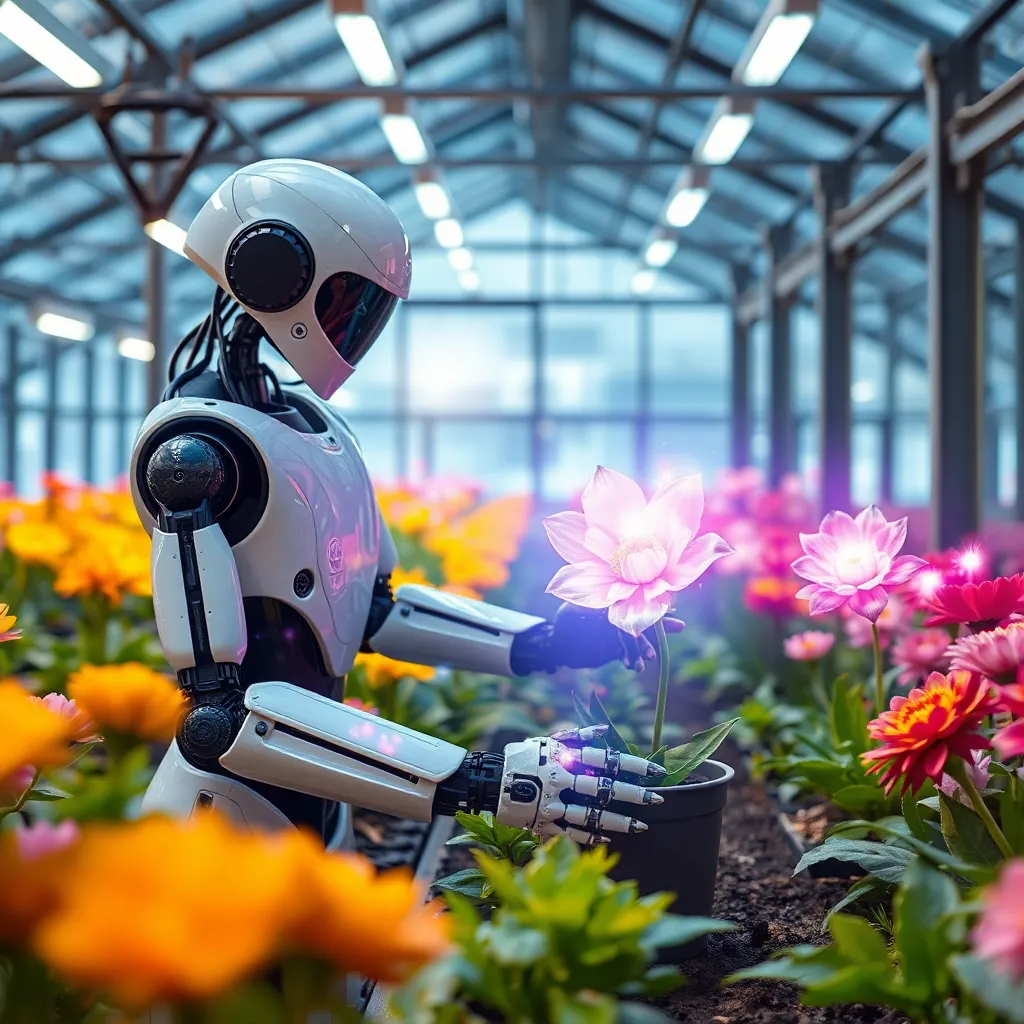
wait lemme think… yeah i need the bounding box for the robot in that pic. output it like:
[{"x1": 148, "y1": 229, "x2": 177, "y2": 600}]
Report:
[{"x1": 132, "y1": 159, "x2": 664, "y2": 850}]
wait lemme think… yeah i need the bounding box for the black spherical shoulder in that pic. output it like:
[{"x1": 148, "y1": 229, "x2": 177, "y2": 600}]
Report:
[{"x1": 225, "y1": 220, "x2": 315, "y2": 313}]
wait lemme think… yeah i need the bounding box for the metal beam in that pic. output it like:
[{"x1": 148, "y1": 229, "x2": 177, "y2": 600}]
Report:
[
  {"x1": 730, "y1": 265, "x2": 751, "y2": 468},
  {"x1": 949, "y1": 65, "x2": 1024, "y2": 166},
  {"x1": 817, "y1": 164, "x2": 854, "y2": 515},
  {"x1": 926, "y1": 43, "x2": 984, "y2": 548},
  {"x1": 766, "y1": 222, "x2": 794, "y2": 487},
  {"x1": 880, "y1": 301, "x2": 897, "y2": 504}
]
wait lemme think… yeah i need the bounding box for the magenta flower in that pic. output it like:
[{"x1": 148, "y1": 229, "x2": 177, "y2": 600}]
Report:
[
  {"x1": 14, "y1": 819, "x2": 79, "y2": 861},
  {"x1": 791, "y1": 506, "x2": 927, "y2": 622},
  {"x1": 544, "y1": 467, "x2": 732, "y2": 636},
  {"x1": 843, "y1": 594, "x2": 909, "y2": 649},
  {"x1": 783, "y1": 630, "x2": 835, "y2": 662},
  {"x1": 949, "y1": 622, "x2": 1024, "y2": 684},
  {"x1": 891, "y1": 628, "x2": 953, "y2": 686},
  {"x1": 972, "y1": 859, "x2": 1024, "y2": 980}
]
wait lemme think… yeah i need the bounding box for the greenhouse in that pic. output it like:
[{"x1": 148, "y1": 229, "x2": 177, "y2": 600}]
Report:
[{"x1": 3, "y1": 0, "x2": 1024, "y2": 1021}]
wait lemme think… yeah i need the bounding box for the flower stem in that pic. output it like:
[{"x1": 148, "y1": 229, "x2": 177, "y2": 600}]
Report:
[
  {"x1": 948, "y1": 758, "x2": 1014, "y2": 860},
  {"x1": 811, "y1": 660, "x2": 829, "y2": 713},
  {"x1": 651, "y1": 619, "x2": 670, "y2": 756},
  {"x1": 871, "y1": 623, "x2": 885, "y2": 715},
  {"x1": 0, "y1": 769, "x2": 39, "y2": 820}
]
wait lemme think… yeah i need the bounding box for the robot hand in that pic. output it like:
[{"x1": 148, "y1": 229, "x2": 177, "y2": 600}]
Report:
[
  {"x1": 496, "y1": 725, "x2": 665, "y2": 845},
  {"x1": 510, "y1": 604, "x2": 685, "y2": 675}
]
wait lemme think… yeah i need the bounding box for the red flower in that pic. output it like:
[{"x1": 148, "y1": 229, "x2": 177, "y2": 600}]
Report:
[
  {"x1": 993, "y1": 682, "x2": 1024, "y2": 760},
  {"x1": 743, "y1": 576, "x2": 801, "y2": 618},
  {"x1": 861, "y1": 671, "x2": 997, "y2": 795},
  {"x1": 923, "y1": 575, "x2": 1024, "y2": 633}
]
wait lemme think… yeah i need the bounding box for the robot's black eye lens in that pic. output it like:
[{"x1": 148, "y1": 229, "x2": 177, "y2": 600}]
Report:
[{"x1": 313, "y1": 272, "x2": 398, "y2": 367}]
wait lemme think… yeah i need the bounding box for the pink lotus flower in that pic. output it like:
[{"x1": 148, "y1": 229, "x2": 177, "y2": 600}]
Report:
[
  {"x1": 949, "y1": 622, "x2": 1024, "y2": 684},
  {"x1": 544, "y1": 467, "x2": 733, "y2": 636},
  {"x1": 783, "y1": 631, "x2": 835, "y2": 662},
  {"x1": 891, "y1": 629, "x2": 953, "y2": 686},
  {"x1": 843, "y1": 594, "x2": 909, "y2": 649},
  {"x1": 972, "y1": 859, "x2": 1024, "y2": 980},
  {"x1": 14, "y1": 819, "x2": 79, "y2": 861},
  {"x1": 792, "y1": 506, "x2": 928, "y2": 622}
]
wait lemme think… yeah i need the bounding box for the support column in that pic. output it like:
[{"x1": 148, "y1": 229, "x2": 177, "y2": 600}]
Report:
[
  {"x1": 1015, "y1": 220, "x2": 1024, "y2": 520},
  {"x1": 145, "y1": 111, "x2": 168, "y2": 411},
  {"x1": 44, "y1": 342, "x2": 58, "y2": 472},
  {"x1": 925, "y1": 41, "x2": 983, "y2": 548},
  {"x1": 730, "y1": 265, "x2": 751, "y2": 468},
  {"x1": 815, "y1": 164, "x2": 854, "y2": 514},
  {"x1": 5, "y1": 324, "x2": 18, "y2": 485},
  {"x1": 880, "y1": 301, "x2": 898, "y2": 505},
  {"x1": 637, "y1": 304, "x2": 652, "y2": 481},
  {"x1": 83, "y1": 340, "x2": 95, "y2": 484},
  {"x1": 765, "y1": 223, "x2": 794, "y2": 487}
]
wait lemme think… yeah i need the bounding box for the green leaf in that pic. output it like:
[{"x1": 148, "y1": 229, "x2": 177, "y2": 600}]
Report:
[
  {"x1": 901, "y1": 791, "x2": 931, "y2": 843},
  {"x1": 661, "y1": 718, "x2": 738, "y2": 785},
  {"x1": 830, "y1": 784, "x2": 887, "y2": 815},
  {"x1": 892, "y1": 856, "x2": 959, "y2": 997},
  {"x1": 24, "y1": 787, "x2": 67, "y2": 802},
  {"x1": 434, "y1": 868, "x2": 492, "y2": 902},
  {"x1": 616, "y1": 1004, "x2": 675, "y2": 1023},
  {"x1": 481, "y1": 915, "x2": 548, "y2": 965},
  {"x1": 639, "y1": 915, "x2": 735, "y2": 953},
  {"x1": 589, "y1": 692, "x2": 631, "y2": 754},
  {"x1": 829, "y1": 675, "x2": 869, "y2": 756},
  {"x1": 574, "y1": 691, "x2": 598, "y2": 729},
  {"x1": 950, "y1": 954, "x2": 1024, "y2": 1023},
  {"x1": 828, "y1": 913, "x2": 888, "y2": 964},
  {"x1": 938, "y1": 793, "x2": 1003, "y2": 866},
  {"x1": 999, "y1": 787, "x2": 1024, "y2": 855},
  {"x1": 823, "y1": 876, "x2": 890, "y2": 931},
  {"x1": 794, "y1": 838, "x2": 914, "y2": 884}
]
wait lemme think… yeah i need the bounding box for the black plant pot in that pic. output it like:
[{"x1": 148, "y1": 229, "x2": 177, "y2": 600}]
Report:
[{"x1": 606, "y1": 759, "x2": 734, "y2": 961}]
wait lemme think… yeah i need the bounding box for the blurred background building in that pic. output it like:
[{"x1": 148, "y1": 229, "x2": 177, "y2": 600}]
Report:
[{"x1": 0, "y1": 0, "x2": 1021, "y2": 547}]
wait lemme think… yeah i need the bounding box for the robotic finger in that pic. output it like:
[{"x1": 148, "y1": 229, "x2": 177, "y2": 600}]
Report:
[
  {"x1": 577, "y1": 745, "x2": 667, "y2": 779},
  {"x1": 570, "y1": 774, "x2": 663, "y2": 807}
]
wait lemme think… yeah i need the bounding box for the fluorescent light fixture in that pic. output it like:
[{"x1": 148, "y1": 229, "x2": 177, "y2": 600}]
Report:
[
  {"x1": 0, "y1": 0, "x2": 105, "y2": 89},
  {"x1": 434, "y1": 217, "x2": 463, "y2": 249},
  {"x1": 664, "y1": 166, "x2": 711, "y2": 227},
  {"x1": 35, "y1": 311, "x2": 94, "y2": 342},
  {"x1": 631, "y1": 268, "x2": 656, "y2": 294},
  {"x1": 414, "y1": 179, "x2": 451, "y2": 219},
  {"x1": 644, "y1": 236, "x2": 678, "y2": 268},
  {"x1": 458, "y1": 270, "x2": 480, "y2": 292},
  {"x1": 695, "y1": 98, "x2": 755, "y2": 165},
  {"x1": 144, "y1": 218, "x2": 187, "y2": 256},
  {"x1": 118, "y1": 336, "x2": 155, "y2": 362},
  {"x1": 448, "y1": 247, "x2": 473, "y2": 272},
  {"x1": 332, "y1": 11, "x2": 398, "y2": 86},
  {"x1": 380, "y1": 112, "x2": 429, "y2": 164},
  {"x1": 851, "y1": 380, "x2": 875, "y2": 404},
  {"x1": 734, "y1": 0, "x2": 818, "y2": 87}
]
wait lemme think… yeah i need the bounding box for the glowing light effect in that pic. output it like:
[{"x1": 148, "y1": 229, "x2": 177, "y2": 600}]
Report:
[
  {"x1": 117, "y1": 336, "x2": 155, "y2": 362},
  {"x1": 665, "y1": 186, "x2": 709, "y2": 227},
  {"x1": 144, "y1": 219, "x2": 187, "y2": 256},
  {"x1": 447, "y1": 247, "x2": 473, "y2": 272},
  {"x1": 458, "y1": 269, "x2": 480, "y2": 292},
  {"x1": 631, "y1": 268, "x2": 656, "y2": 294},
  {"x1": 740, "y1": 13, "x2": 815, "y2": 86},
  {"x1": 380, "y1": 113, "x2": 429, "y2": 165},
  {"x1": 0, "y1": 1, "x2": 103, "y2": 88},
  {"x1": 851, "y1": 380, "x2": 875, "y2": 403},
  {"x1": 433, "y1": 217, "x2": 464, "y2": 248},
  {"x1": 555, "y1": 747, "x2": 577, "y2": 768},
  {"x1": 696, "y1": 110, "x2": 755, "y2": 165},
  {"x1": 413, "y1": 180, "x2": 451, "y2": 219},
  {"x1": 957, "y1": 547, "x2": 985, "y2": 579},
  {"x1": 644, "y1": 237, "x2": 678, "y2": 267},
  {"x1": 332, "y1": 13, "x2": 398, "y2": 86},
  {"x1": 35, "y1": 312, "x2": 94, "y2": 342},
  {"x1": 917, "y1": 569, "x2": 944, "y2": 600}
]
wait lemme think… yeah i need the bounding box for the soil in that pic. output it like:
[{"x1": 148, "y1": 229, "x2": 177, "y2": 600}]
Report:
[{"x1": 651, "y1": 743, "x2": 906, "y2": 1024}]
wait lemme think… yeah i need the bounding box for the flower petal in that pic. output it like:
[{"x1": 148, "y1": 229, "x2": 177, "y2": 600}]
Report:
[
  {"x1": 545, "y1": 562, "x2": 619, "y2": 609},
  {"x1": 581, "y1": 466, "x2": 647, "y2": 540},
  {"x1": 647, "y1": 474, "x2": 703, "y2": 555},
  {"x1": 608, "y1": 591, "x2": 672, "y2": 638},
  {"x1": 882, "y1": 555, "x2": 929, "y2": 586},
  {"x1": 663, "y1": 533, "x2": 734, "y2": 591},
  {"x1": 854, "y1": 505, "x2": 889, "y2": 541},
  {"x1": 800, "y1": 584, "x2": 851, "y2": 616},
  {"x1": 542, "y1": 512, "x2": 591, "y2": 564},
  {"x1": 848, "y1": 585, "x2": 890, "y2": 623},
  {"x1": 792, "y1": 554, "x2": 830, "y2": 583},
  {"x1": 583, "y1": 526, "x2": 616, "y2": 562},
  {"x1": 819, "y1": 510, "x2": 860, "y2": 544}
]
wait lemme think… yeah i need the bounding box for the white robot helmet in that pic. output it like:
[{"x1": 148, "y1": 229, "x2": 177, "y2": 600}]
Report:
[{"x1": 184, "y1": 159, "x2": 411, "y2": 399}]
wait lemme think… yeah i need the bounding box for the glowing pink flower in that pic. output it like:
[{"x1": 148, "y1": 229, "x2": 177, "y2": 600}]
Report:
[
  {"x1": 544, "y1": 467, "x2": 733, "y2": 636},
  {"x1": 924, "y1": 575, "x2": 1024, "y2": 633},
  {"x1": 948, "y1": 622, "x2": 1024, "y2": 683},
  {"x1": 14, "y1": 819, "x2": 79, "y2": 861},
  {"x1": 843, "y1": 594, "x2": 909, "y2": 649},
  {"x1": 783, "y1": 631, "x2": 835, "y2": 662},
  {"x1": 972, "y1": 859, "x2": 1024, "y2": 980},
  {"x1": 891, "y1": 629, "x2": 953, "y2": 686},
  {"x1": 792, "y1": 506, "x2": 927, "y2": 622}
]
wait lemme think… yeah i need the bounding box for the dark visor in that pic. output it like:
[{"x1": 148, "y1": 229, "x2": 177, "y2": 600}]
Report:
[{"x1": 313, "y1": 272, "x2": 398, "y2": 366}]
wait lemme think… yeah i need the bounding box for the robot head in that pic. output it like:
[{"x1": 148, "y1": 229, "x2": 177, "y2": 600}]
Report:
[{"x1": 184, "y1": 159, "x2": 411, "y2": 399}]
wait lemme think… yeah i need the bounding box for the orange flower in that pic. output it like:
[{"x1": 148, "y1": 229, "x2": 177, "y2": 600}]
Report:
[
  {"x1": 285, "y1": 831, "x2": 449, "y2": 983},
  {"x1": 0, "y1": 682, "x2": 78, "y2": 789},
  {"x1": 0, "y1": 602, "x2": 22, "y2": 643},
  {"x1": 5, "y1": 520, "x2": 72, "y2": 569},
  {"x1": 0, "y1": 827, "x2": 77, "y2": 945},
  {"x1": 67, "y1": 663, "x2": 185, "y2": 742},
  {"x1": 391, "y1": 566, "x2": 432, "y2": 589},
  {"x1": 743, "y1": 575, "x2": 802, "y2": 618},
  {"x1": 53, "y1": 527, "x2": 151, "y2": 604},
  {"x1": 32, "y1": 815, "x2": 299, "y2": 1008},
  {"x1": 354, "y1": 651, "x2": 435, "y2": 687},
  {"x1": 861, "y1": 671, "x2": 997, "y2": 795}
]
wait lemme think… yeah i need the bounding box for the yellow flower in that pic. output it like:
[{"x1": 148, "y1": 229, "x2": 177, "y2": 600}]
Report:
[
  {"x1": 52, "y1": 527, "x2": 151, "y2": 604},
  {"x1": 391, "y1": 566, "x2": 432, "y2": 589},
  {"x1": 5, "y1": 520, "x2": 72, "y2": 569},
  {"x1": 286, "y1": 830, "x2": 449, "y2": 983},
  {"x1": 0, "y1": 682, "x2": 77, "y2": 788},
  {"x1": 67, "y1": 663, "x2": 185, "y2": 742},
  {"x1": 32, "y1": 815, "x2": 299, "y2": 1009},
  {"x1": 354, "y1": 652, "x2": 435, "y2": 687},
  {"x1": 0, "y1": 602, "x2": 22, "y2": 642}
]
